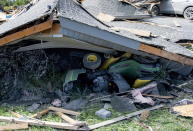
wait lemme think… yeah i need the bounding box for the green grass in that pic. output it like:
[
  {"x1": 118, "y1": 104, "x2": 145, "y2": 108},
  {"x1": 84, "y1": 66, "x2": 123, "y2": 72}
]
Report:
[{"x1": 0, "y1": 104, "x2": 193, "y2": 131}]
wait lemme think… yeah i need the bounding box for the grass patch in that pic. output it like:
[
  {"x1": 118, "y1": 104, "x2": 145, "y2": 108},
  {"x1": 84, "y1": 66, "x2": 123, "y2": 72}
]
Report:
[{"x1": 0, "y1": 105, "x2": 192, "y2": 131}]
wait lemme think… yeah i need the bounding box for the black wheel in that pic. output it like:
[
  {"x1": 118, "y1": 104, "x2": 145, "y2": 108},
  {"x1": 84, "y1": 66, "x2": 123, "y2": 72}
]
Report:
[
  {"x1": 183, "y1": 7, "x2": 193, "y2": 20},
  {"x1": 149, "y1": 5, "x2": 159, "y2": 16}
]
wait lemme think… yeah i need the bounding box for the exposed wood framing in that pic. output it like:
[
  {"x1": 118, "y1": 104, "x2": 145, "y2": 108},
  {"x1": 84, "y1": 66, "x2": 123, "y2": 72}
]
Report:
[
  {"x1": 139, "y1": 44, "x2": 193, "y2": 66},
  {"x1": 42, "y1": 23, "x2": 61, "y2": 35},
  {"x1": 0, "y1": 20, "x2": 53, "y2": 46}
]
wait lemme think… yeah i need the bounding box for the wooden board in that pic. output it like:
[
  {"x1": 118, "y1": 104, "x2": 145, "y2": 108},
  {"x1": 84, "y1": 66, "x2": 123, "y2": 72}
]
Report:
[
  {"x1": 173, "y1": 104, "x2": 193, "y2": 117},
  {"x1": 55, "y1": 112, "x2": 86, "y2": 126},
  {"x1": 0, "y1": 116, "x2": 79, "y2": 130},
  {"x1": 0, "y1": 20, "x2": 53, "y2": 46},
  {"x1": 139, "y1": 44, "x2": 193, "y2": 66},
  {"x1": 41, "y1": 23, "x2": 61, "y2": 35},
  {"x1": 0, "y1": 123, "x2": 28, "y2": 131},
  {"x1": 48, "y1": 106, "x2": 80, "y2": 116},
  {"x1": 142, "y1": 94, "x2": 174, "y2": 99},
  {"x1": 88, "y1": 104, "x2": 164, "y2": 130},
  {"x1": 10, "y1": 111, "x2": 23, "y2": 118},
  {"x1": 31, "y1": 109, "x2": 49, "y2": 118}
]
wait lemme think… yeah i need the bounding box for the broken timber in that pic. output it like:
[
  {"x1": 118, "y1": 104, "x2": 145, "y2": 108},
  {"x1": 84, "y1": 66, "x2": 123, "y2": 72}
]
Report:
[
  {"x1": 48, "y1": 106, "x2": 80, "y2": 116},
  {"x1": 139, "y1": 44, "x2": 193, "y2": 66},
  {"x1": 0, "y1": 123, "x2": 28, "y2": 131},
  {"x1": 0, "y1": 20, "x2": 53, "y2": 46},
  {"x1": 55, "y1": 112, "x2": 86, "y2": 126},
  {"x1": 142, "y1": 94, "x2": 174, "y2": 99},
  {"x1": 88, "y1": 104, "x2": 164, "y2": 130},
  {"x1": 0, "y1": 116, "x2": 79, "y2": 130},
  {"x1": 31, "y1": 109, "x2": 49, "y2": 118}
]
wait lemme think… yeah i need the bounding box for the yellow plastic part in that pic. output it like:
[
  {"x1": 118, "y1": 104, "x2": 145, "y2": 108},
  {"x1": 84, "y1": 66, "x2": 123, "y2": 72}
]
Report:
[
  {"x1": 100, "y1": 52, "x2": 132, "y2": 70},
  {"x1": 87, "y1": 54, "x2": 98, "y2": 62},
  {"x1": 132, "y1": 79, "x2": 151, "y2": 88}
]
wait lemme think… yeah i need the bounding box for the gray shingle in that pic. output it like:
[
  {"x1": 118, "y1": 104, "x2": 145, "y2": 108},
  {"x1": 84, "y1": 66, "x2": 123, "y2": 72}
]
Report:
[
  {"x1": 58, "y1": 0, "x2": 193, "y2": 58},
  {"x1": 0, "y1": 0, "x2": 58, "y2": 36}
]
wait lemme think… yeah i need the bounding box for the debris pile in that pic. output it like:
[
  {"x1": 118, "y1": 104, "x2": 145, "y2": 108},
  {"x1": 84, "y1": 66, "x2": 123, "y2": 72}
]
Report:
[{"x1": 0, "y1": 0, "x2": 192, "y2": 130}]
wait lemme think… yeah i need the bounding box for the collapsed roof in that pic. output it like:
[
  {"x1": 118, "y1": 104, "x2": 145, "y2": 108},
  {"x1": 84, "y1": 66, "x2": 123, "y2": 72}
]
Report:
[{"x1": 0, "y1": 0, "x2": 193, "y2": 66}]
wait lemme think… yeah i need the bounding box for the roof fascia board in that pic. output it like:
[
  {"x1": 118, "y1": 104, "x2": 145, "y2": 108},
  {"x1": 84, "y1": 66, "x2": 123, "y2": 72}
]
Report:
[
  {"x1": 0, "y1": 20, "x2": 53, "y2": 46},
  {"x1": 139, "y1": 44, "x2": 193, "y2": 66}
]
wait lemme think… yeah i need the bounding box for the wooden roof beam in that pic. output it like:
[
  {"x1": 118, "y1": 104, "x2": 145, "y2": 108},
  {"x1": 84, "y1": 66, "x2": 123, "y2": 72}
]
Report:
[
  {"x1": 0, "y1": 20, "x2": 53, "y2": 46},
  {"x1": 139, "y1": 44, "x2": 193, "y2": 66}
]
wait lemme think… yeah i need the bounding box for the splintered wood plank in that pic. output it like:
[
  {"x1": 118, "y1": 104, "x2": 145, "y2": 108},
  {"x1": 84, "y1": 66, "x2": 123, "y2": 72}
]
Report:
[
  {"x1": 0, "y1": 116, "x2": 79, "y2": 130},
  {"x1": 31, "y1": 109, "x2": 49, "y2": 118},
  {"x1": 139, "y1": 44, "x2": 193, "y2": 66},
  {"x1": 55, "y1": 112, "x2": 86, "y2": 126},
  {"x1": 48, "y1": 107, "x2": 80, "y2": 116},
  {"x1": 142, "y1": 94, "x2": 174, "y2": 99},
  {"x1": 88, "y1": 105, "x2": 164, "y2": 130},
  {"x1": 0, "y1": 123, "x2": 28, "y2": 131},
  {"x1": 10, "y1": 111, "x2": 23, "y2": 118},
  {"x1": 0, "y1": 20, "x2": 53, "y2": 46}
]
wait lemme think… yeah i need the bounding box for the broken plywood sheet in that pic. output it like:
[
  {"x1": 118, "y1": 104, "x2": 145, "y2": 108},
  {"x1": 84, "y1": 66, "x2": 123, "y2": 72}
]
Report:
[{"x1": 173, "y1": 104, "x2": 193, "y2": 117}]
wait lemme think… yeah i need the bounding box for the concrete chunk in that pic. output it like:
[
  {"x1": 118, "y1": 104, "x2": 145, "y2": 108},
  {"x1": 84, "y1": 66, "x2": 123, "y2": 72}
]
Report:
[{"x1": 95, "y1": 109, "x2": 111, "y2": 119}]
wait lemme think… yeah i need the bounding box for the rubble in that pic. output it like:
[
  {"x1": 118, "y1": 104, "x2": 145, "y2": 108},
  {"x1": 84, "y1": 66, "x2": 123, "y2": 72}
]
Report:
[
  {"x1": 64, "y1": 98, "x2": 88, "y2": 111},
  {"x1": 111, "y1": 96, "x2": 137, "y2": 112},
  {"x1": 0, "y1": 0, "x2": 192, "y2": 130},
  {"x1": 95, "y1": 109, "x2": 112, "y2": 119},
  {"x1": 103, "y1": 103, "x2": 112, "y2": 110},
  {"x1": 27, "y1": 103, "x2": 40, "y2": 112},
  {"x1": 51, "y1": 99, "x2": 62, "y2": 107}
]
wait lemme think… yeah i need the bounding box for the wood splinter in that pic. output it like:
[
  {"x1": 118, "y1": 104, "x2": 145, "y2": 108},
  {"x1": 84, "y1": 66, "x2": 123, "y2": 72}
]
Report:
[
  {"x1": 55, "y1": 112, "x2": 86, "y2": 126},
  {"x1": 48, "y1": 106, "x2": 80, "y2": 116},
  {"x1": 31, "y1": 109, "x2": 50, "y2": 118}
]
